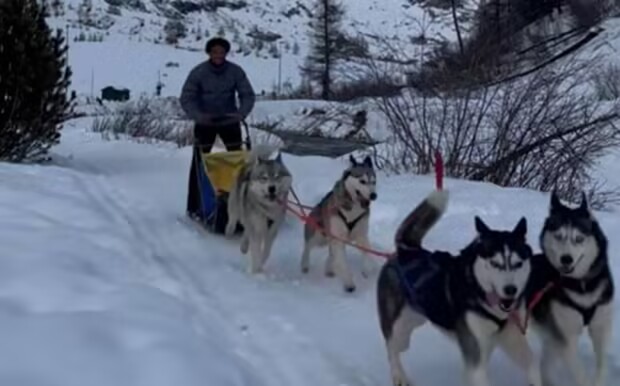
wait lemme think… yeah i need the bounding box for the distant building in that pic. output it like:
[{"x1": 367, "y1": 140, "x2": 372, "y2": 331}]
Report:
[{"x1": 101, "y1": 86, "x2": 130, "y2": 101}]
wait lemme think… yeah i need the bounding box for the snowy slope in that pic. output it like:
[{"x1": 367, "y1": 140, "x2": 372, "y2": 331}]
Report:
[
  {"x1": 0, "y1": 115, "x2": 619, "y2": 385},
  {"x1": 51, "y1": 0, "x2": 469, "y2": 53},
  {"x1": 44, "y1": 0, "x2": 478, "y2": 97},
  {"x1": 47, "y1": 0, "x2": 620, "y2": 107}
]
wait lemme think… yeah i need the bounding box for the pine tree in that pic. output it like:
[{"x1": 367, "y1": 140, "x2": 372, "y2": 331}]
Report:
[
  {"x1": 50, "y1": 0, "x2": 64, "y2": 16},
  {"x1": 302, "y1": 0, "x2": 346, "y2": 100},
  {"x1": 78, "y1": 0, "x2": 92, "y2": 25},
  {"x1": 0, "y1": 0, "x2": 74, "y2": 162}
]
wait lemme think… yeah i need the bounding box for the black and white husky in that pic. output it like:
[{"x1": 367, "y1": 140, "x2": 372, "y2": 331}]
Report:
[
  {"x1": 376, "y1": 190, "x2": 541, "y2": 386},
  {"x1": 300, "y1": 155, "x2": 377, "y2": 292},
  {"x1": 526, "y1": 191, "x2": 614, "y2": 386}
]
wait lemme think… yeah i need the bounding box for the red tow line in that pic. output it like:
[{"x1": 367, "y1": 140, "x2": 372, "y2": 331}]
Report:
[
  {"x1": 284, "y1": 151, "x2": 445, "y2": 259},
  {"x1": 285, "y1": 151, "x2": 551, "y2": 335},
  {"x1": 513, "y1": 282, "x2": 555, "y2": 334}
]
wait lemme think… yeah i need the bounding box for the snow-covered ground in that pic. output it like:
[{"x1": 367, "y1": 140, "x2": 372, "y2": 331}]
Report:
[{"x1": 0, "y1": 115, "x2": 618, "y2": 385}]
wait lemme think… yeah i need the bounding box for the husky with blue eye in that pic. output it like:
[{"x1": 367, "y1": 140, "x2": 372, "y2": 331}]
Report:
[
  {"x1": 376, "y1": 190, "x2": 541, "y2": 386},
  {"x1": 526, "y1": 191, "x2": 614, "y2": 386}
]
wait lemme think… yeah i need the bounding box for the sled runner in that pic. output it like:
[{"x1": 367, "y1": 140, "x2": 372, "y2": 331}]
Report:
[{"x1": 192, "y1": 121, "x2": 251, "y2": 234}]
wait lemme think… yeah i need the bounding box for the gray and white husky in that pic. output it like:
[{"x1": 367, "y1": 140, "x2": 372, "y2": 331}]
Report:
[
  {"x1": 526, "y1": 191, "x2": 614, "y2": 386},
  {"x1": 300, "y1": 154, "x2": 378, "y2": 293},
  {"x1": 377, "y1": 190, "x2": 541, "y2": 386},
  {"x1": 225, "y1": 145, "x2": 293, "y2": 274}
]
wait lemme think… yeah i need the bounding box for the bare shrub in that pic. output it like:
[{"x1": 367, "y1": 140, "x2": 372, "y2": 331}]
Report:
[
  {"x1": 374, "y1": 56, "x2": 620, "y2": 209},
  {"x1": 591, "y1": 62, "x2": 620, "y2": 101},
  {"x1": 414, "y1": 0, "x2": 609, "y2": 93},
  {"x1": 91, "y1": 98, "x2": 192, "y2": 147},
  {"x1": 330, "y1": 77, "x2": 403, "y2": 102},
  {"x1": 567, "y1": 0, "x2": 616, "y2": 27},
  {"x1": 164, "y1": 19, "x2": 187, "y2": 45}
]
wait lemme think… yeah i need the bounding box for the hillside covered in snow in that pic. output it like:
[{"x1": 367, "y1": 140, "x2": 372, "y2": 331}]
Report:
[
  {"x1": 42, "y1": 0, "x2": 620, "y2": 105},
  {"x1": 43, "y1": 0, "x2": 481, "y2": 97}
]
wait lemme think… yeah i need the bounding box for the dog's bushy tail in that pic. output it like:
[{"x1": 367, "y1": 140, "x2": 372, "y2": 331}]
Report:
[
  {"x1": 394, "y1": 190, "x2": 449, "y2": 249},
  {"x1": 247, "y1": 143, "x2": 279, "y2": 164}
]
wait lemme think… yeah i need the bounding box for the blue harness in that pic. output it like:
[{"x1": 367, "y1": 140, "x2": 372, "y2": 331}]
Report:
[
  {"x1": 390, "y1": 247, "x2": 469, "y2": 330},
  {"x1": 391, "y1": 246, "x2": 510, "y2": 330}
]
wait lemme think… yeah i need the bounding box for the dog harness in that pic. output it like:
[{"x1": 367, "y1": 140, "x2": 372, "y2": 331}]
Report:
[
  {"x1": 391, "y1": 248, "x2": 509, "y2": 331},
  {"x1": 337, "y1": 210, "x2": 368, "y2": 232},
  {"x1": 554, "y1": 275, "x2": 613, "y2": 325},
  {"x1": 528, "y1": 255, "x2": 614, "y2": 326}
]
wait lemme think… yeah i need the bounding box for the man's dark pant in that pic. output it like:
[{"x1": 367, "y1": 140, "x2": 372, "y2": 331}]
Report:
[{"x1": 186, "y1": 122, "x2": 243, "y2": 220}]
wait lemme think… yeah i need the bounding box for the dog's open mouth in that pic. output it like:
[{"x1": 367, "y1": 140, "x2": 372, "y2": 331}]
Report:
[
  {"x1": 266, "y1": 193, "x2": 277, "y2": 201},
  {"x1": 559, "y1": 265, "x2": 576, "y2": 275},
  {"x1": 558, "y1": 254, "x2": 584, "y2": 276},
  {"x1": 356, "y1": 191, "x2": 371, "y2": 208},
  {"x1": 499, "y1": 298, "x2": 516, "y2": 312},
  {"x1": 560, "y1": 266, "x2": 575, "y2": 275}
]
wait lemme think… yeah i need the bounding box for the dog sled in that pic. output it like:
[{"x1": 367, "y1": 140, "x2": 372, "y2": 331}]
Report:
[
  {"x1": 190, "y1": 121, "x2": 251, "y2": 235},
  {"x1": 260, "y1": 127, "x2": 380, "y2": 158}
]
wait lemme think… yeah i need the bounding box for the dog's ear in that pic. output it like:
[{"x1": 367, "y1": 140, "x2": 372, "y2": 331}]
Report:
[
  {"x1": 578, "y1": 191, "x2": 589, "y2": 214},
  {"x1": 475, "y1": 216, "x2": 491, "y2": 235},
  {"x1": 550, "y1": 189, "x2": 562, "y2": 213},
  {"x1": 362, "y1": 155, "x2": 373, "y2": 168},
  {"x1": 349, "y1": 154, "x2": 357, "y2": 166},
  {"x1": 512, "y1": 217, "x2": 527, "y2": 240},
  {"x1": 274, "y1": 151, "x2": 283, "y2": 164}
]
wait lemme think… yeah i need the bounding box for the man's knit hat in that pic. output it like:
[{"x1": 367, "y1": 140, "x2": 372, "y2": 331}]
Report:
[{"x1": 205, "y1": 37, "x2": 231, "y2": 53}]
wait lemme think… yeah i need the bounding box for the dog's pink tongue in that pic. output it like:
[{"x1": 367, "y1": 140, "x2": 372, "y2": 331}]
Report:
[{"x1": 486, "y1": 291, "x2": 501, "y2": 305}]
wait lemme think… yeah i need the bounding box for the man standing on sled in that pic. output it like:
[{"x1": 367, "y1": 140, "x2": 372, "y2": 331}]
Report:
[{"x1": 180, "y1": 37, "x2": 256, "y2": 221}]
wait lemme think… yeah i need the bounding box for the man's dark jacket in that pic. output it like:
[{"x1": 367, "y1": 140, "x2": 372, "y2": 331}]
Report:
[{"x1": 180, "y1": 60, "x2": 255, "y2": 123}]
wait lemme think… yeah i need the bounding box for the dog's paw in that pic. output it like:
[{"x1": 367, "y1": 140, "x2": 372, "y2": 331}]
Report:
[
  {"x1": 392, "y1": 374, "x2": 412, "y2": 386},
  {"x1": 344, "y1": 284, "x2": 356, "y2": 293},
  {"x1": 247, "y1": 264, "x2": 264, "y2": 275},
  {"x1": 324, "y1": 263, "x2": 335, "y2": 277},
  {"x1": 240, "y1": 238, "x2": 249, "y2": 254},
  {"x1": 224, "y1": 223, "x2": 236, "y2": 238}
]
